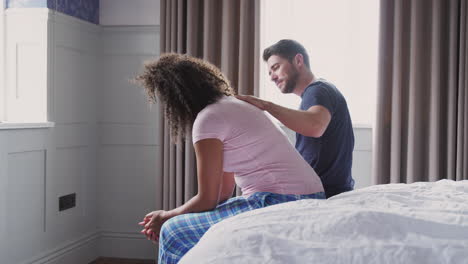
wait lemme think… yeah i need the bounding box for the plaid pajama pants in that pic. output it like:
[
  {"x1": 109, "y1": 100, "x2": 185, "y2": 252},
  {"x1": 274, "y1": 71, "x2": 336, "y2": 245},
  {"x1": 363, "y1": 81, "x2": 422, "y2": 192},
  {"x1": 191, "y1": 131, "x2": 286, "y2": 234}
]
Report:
[{"x1": 158, "y1": 191, "x2": 326, "y2": 264}]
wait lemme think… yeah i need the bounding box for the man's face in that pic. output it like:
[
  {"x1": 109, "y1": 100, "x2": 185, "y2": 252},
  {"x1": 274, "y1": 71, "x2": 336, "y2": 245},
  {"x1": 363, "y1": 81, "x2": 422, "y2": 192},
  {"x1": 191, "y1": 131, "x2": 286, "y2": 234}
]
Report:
[{"x1": 266, "y1": 55, "x2": 299, "y2": 94}]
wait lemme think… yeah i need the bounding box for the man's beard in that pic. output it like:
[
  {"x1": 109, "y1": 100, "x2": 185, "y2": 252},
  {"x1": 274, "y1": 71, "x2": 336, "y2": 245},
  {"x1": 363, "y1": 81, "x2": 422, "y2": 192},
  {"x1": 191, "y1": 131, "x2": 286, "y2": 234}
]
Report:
[{"x1": 282, "y1": 69, "x2": 299, "y2": 94}]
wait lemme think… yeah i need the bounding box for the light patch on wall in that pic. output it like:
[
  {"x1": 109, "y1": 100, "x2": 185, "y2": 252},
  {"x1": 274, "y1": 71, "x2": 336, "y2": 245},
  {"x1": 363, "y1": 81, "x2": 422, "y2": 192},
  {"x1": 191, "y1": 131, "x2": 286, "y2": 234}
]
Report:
[
  {"x1": 6, "y1": 0, "x2": 47, "y2": 8},
  {"x1": 8, "y1": 43, "x2": 47, "y2": 122},
  {"x1": 260, "y1": 0, "x2": 379, "y2": 126}
]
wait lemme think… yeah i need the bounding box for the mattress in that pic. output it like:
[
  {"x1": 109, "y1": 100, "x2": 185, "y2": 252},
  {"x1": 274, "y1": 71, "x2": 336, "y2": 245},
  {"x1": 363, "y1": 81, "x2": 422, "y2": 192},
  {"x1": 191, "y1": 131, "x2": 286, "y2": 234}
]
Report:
[{"x1": 179, "y1": 180, "x2": 468, "y2": 264}]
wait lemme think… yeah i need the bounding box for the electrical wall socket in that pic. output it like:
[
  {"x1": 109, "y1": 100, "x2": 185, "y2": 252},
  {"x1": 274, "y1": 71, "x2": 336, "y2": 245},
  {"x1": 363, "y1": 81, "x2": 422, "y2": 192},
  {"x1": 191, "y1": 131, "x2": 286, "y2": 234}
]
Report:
[{"x1": 59, "y1": 193, "x2": 76, "y2": 211}]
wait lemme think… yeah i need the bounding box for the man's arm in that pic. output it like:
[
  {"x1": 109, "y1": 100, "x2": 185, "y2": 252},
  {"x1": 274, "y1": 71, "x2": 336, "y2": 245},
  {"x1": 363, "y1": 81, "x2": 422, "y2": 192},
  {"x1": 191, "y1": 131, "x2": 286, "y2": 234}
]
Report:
[{"x1": 236, "y1": 95, "x2": 331, "y2": 138}]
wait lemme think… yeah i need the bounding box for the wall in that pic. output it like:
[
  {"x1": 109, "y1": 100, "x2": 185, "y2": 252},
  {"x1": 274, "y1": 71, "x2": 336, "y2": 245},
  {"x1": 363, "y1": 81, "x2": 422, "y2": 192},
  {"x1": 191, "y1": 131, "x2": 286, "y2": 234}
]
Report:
[
  {"x1": 1, "y1": 4, "x2": 161, "y2": 263},
  {"x1": 1, "y1": 0, "x2": 162, "y2": 261},
  {"x1": 0, "y1": 9, "x2": 100, "y2": 264},
  {"x1": 97, "y1": 0, "x2": 161, "y2": 259},
  {"x1": 99, "y1": 0, "x2": 159, "y2": 26},
  {"x1": 97, "y1": 25, "x2": 160, "y2": 259},
  {"x1": 352, "y1": 127, "x2": 373, "y2": 188}
]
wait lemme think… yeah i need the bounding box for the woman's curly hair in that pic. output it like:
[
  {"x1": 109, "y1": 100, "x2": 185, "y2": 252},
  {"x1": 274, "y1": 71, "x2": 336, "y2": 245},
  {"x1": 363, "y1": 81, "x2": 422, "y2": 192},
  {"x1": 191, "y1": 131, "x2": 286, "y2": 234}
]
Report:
[{"x1": 135, "y1": 53, "x2": 235, "y2": 140}]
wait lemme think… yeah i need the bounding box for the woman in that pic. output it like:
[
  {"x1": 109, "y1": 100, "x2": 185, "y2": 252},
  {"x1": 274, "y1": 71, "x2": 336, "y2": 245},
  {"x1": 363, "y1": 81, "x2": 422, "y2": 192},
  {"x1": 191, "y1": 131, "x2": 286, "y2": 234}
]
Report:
[{"x1": 136, "y1": 53, "x2": 325, "y2": 263}]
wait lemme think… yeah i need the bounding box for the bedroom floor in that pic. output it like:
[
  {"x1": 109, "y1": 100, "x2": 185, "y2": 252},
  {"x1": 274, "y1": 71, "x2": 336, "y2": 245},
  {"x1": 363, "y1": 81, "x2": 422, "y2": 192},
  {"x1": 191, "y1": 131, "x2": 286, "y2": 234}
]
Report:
[{"x1": 89, "y1": 258, "x2": 154, "y2": 264}]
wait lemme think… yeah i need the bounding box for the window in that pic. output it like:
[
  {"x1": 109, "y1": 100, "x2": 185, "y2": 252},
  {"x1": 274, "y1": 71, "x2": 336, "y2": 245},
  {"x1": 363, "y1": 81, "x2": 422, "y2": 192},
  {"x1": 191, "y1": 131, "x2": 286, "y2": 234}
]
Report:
[
  {"x1": 259, "y1": 0, "x2": 379, "y2": 127},
  {"x1": 1, "y1": 5, "x2": 49, "y2": 123}
]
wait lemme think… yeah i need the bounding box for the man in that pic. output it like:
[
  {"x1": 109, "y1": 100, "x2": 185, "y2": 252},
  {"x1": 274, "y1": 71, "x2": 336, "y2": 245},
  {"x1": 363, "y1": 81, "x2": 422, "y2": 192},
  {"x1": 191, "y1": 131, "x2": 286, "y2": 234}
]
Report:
[{"x1": 236, "y1": 39, "x2": 354, "y2": 198}]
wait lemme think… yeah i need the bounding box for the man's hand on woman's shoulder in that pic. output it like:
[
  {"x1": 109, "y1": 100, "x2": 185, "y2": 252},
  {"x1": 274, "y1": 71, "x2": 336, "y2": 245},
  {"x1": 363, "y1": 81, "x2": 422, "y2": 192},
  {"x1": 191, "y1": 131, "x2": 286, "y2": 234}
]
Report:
[{"x1": 235, "y1": 95, "x2": 270, "y2": 111}]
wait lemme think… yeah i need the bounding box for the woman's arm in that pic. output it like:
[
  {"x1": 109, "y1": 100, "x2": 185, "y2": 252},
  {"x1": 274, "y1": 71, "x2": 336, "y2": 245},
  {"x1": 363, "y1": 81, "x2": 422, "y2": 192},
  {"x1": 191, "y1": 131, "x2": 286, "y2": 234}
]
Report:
[
  {"x1": 168, "y1": 138, "x2": 227, "y2": 216},
  {"x1": 142, "y1": 138, "x2": 230, "y2": 239},
  {"x1": 219, "y1": 172, "x2": 236, "y2": 202}
]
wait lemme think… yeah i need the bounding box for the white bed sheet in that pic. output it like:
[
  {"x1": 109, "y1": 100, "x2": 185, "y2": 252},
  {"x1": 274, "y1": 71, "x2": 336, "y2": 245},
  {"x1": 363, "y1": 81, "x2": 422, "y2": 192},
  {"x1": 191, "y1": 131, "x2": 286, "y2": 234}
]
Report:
[{"x1": 179, "y1": 180, "x2": 468, "y2": 264}]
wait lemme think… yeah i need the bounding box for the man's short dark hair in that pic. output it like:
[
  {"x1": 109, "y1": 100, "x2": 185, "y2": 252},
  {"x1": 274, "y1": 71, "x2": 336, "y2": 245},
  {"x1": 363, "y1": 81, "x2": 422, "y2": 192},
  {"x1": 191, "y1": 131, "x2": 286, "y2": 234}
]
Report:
[{"x1": 263, "y1": 39, "x2": 310, "y2": 69}]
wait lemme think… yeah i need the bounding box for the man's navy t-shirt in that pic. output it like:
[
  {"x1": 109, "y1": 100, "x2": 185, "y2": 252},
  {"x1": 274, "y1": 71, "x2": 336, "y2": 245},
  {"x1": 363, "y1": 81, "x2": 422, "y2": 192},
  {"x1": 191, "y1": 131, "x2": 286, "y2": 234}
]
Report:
[{"x1": 296, "y1": 79, "x2": 355, "y2": 198}]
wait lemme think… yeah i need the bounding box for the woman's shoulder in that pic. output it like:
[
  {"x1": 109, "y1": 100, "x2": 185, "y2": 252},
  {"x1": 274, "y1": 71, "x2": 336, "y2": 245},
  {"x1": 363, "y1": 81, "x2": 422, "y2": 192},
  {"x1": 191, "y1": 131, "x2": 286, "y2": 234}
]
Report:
[
  {"x1": 198, "y1": 96, "x2": 244, "y2": 115},
  {"x1": 194, "y1": 96, "x2": 230, "y2": 125},
  {"x1": 195, "y1": 95, "x2": 268, "y2": 128},
  {"x1": 197, "y1": 96, "x2": 230, "y2": 116}
]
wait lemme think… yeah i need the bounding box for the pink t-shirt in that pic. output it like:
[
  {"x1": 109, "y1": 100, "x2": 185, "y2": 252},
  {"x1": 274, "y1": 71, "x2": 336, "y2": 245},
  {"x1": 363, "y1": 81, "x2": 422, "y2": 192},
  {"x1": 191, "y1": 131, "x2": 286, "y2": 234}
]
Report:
[{"x1": 192, "y1": 96, "x2": 324, "y2": 196}]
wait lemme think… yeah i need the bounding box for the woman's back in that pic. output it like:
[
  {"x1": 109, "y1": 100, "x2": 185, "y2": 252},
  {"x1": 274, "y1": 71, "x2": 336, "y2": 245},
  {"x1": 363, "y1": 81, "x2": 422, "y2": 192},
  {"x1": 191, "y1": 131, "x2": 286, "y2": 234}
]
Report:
[{"x1": 193, "y1": 96, "x2": 324, "y2": 196}]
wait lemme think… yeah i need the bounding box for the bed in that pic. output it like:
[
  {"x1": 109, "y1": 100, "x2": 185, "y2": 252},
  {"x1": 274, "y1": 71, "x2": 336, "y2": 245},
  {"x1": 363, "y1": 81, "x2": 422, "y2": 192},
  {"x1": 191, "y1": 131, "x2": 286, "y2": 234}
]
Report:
[{"x1": 179, "y1": 180, "x2": 468, "y2": 264}]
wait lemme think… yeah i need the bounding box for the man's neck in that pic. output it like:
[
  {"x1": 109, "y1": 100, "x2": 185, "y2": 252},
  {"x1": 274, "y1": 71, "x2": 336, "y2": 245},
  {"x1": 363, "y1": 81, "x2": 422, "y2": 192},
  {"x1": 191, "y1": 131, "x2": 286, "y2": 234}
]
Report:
[{"x1": 293, "y1": 72, "x2": 316, "y2": 97}]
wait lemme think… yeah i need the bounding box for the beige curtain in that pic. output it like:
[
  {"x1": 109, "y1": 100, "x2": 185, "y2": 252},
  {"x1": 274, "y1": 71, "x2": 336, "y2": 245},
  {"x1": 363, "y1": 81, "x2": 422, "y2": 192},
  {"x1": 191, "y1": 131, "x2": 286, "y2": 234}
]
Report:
[
  {"x1": 157, "y1": 0, "x2": 260, "y2": 210},
  {"x1": 373, "y1": 0, "x2": 468, "y2": 184}
]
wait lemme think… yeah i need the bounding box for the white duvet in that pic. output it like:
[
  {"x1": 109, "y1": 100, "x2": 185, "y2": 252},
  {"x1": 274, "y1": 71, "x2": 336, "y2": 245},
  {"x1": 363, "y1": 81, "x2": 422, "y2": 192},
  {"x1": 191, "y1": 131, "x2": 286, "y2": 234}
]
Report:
[{"x1": 179, "y1": 180, "x2": 468, "y2": 264}]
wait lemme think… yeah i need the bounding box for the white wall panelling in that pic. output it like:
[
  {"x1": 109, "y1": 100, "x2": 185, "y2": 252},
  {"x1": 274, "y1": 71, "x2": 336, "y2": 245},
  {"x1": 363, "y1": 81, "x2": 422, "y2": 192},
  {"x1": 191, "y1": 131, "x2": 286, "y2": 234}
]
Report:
[
  {"x1": 98, "y1": 25, "x2": 160, "y2": 259},
  {"x1": 7, "y1": 149, "x2": 47, "y2": 263},
  {"x1": 99, "y1": 0, "x2": 160, "y2": 26},
  {"x1": 1, "y1": 16, "x2": 160, "y2": 264},
  {"x1": 99, "y1": 231, "x2": 158, "y2": 259},
  {"x1": 0, "y1": 135, "x2": 7, "y2": 262},
  {"x1": 352, "y1": 127, "x2": 373, "y2": 189},
  {"x1": 51, "y1": 11, "x2": 100, "y2": 124},
  {"x1": 0, "y1": 8, "x2": 100, "y2": 264}
]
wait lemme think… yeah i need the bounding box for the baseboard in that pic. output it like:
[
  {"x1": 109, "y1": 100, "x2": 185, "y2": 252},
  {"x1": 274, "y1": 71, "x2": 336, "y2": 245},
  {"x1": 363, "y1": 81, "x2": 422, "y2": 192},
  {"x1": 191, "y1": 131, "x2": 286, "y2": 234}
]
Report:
[
  {"x1": 17, "y1": 230, "x2": 157, "y2": 264},
  {"x1": 99, "y1": 231, "x2": 157, "y2": 260},
  {"x1": 90, "y1": 257, "x2": 154, "y2": 264},
  {"x1": 21, "y1": 231, "x2": 100, "y2": 264}
]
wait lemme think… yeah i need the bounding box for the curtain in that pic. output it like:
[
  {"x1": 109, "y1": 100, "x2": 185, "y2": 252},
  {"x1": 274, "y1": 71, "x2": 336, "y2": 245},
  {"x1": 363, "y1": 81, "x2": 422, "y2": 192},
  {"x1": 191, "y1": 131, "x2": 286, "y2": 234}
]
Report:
[
  {"x1": 373, "y1": 0, "x2": 468, "y2": 184},
  {"x1": 157, "y1": 0, "x2": 260, "y2": 210}
]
